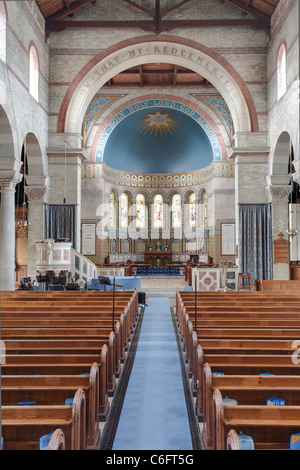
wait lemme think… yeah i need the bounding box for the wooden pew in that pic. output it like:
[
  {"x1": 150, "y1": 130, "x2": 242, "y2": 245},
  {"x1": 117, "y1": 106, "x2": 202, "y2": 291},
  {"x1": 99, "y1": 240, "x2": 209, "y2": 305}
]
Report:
[
  {"x1": 1, "y1": 388, "x2": 86, "y2": 450},
  {"x1": 1, "y1": 363, "x2": 100, "y2": 449},
  {"x1": 1, "y1": 289, "x2": 139, "y2": 338},
  {"x1": 196, "y1": 346, "x2": 299, "y2": 418},
  {"x1": 47, "y1": 428, "x2": 65, "y2": 450},
  {"x1": 213, "y1": 388, "x2": 300, "y2": 450},
  {"x1": 184, "y1": 317, "x2": 300, "y2": 397},
  {"x1": 1, "y1": 325, "x2": 117, "y2": 398},
  {"x1": 256, "y1": 279, "x2": 300, "y2": 291},
  {"x1": 1, "y1": 349, "x2": 109, "y2": 421},
  {"x1": 203, "y1": 362, "x2": 300, "y2": 449},
  {"x1": 0, "y1": 289, "x2": 139, "y2": 449},
  {"x1": 226, "y1": 429, "x2": 242, "y2": 450}
]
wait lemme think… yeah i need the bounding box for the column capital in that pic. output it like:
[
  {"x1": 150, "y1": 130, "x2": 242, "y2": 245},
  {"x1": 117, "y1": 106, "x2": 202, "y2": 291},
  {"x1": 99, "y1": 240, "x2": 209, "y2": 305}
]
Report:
[
  {"x1": 293, "y1": 170, "x2": 300, "y2": 186},
  {"x1": 25, "y1": 176, "x2": 51, "y2": 203},
  {"x1": 0, "y1": 172, "x2": 22, "y2": 191},
  {"x1": 265, "y1": 175, "x2": 291, "y2": 203},
  {"x1": 265, "y1": 184, "x2": 290, "y2": 203}
]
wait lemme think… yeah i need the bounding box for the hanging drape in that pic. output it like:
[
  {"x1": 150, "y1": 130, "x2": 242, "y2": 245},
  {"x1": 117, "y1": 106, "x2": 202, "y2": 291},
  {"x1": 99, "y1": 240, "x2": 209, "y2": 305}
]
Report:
[
  {"x1": 239, "y1": 204, "x2": 273, "y2": 282},
  {"x1": 44, "y1": 204, "x2": 77, "y2": 249}
]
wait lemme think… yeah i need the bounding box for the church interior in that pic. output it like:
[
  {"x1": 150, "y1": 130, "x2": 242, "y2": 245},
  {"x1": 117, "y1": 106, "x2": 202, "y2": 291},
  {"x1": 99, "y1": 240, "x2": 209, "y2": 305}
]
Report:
[{"x1": 1, "y1": 0, "x2": 300, "y2": 452}]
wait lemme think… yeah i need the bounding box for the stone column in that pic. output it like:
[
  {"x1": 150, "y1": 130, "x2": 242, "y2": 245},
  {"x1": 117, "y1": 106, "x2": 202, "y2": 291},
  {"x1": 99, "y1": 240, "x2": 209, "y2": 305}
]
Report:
[
  {"x1": 265, "y1": 175, "x2": 290, "y2": 280},
  {"x1": 25, "y1": 176, "x2": 51, "y2": 279},
  {"x1": 0, "y1": 172, "x2": 22, "y2": 290},
  {"x1": 47, "y1": 144, "x2": 88, "y2": 251},
  {"x1": 228, "y1": 133, "x2": 269, "y2": 272}
]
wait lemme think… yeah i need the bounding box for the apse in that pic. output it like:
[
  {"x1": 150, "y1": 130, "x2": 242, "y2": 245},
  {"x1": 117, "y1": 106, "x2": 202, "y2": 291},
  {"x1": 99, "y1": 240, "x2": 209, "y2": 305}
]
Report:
[{"x1": 103, "y1": 107, "x2": 214, "y2": 173}]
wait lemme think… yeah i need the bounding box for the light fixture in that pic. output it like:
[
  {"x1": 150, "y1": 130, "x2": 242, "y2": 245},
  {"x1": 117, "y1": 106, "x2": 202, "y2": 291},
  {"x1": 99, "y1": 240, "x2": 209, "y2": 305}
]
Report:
[
  {"x1": 286, "y1": 142, "x2": 298, "y2": 239},
  {"x1": 17, "y1": 140, "x2": 30, "y2": 231}
]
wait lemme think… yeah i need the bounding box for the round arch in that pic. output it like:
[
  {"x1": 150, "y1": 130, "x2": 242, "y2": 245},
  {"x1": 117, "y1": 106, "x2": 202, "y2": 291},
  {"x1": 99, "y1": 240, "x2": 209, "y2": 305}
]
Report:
[
  {"x1": 59, "y1": 35, "x2": 256, "y2": 136},
  {"x1": 24, "y1": 132, "x2": 44, "y2": 177},
  {"x1": 272, "y1": 131, "x2": 292, "y2": 176},
  {"x1": 0, "y1": 104, "x2": 15, "y2": 160}
]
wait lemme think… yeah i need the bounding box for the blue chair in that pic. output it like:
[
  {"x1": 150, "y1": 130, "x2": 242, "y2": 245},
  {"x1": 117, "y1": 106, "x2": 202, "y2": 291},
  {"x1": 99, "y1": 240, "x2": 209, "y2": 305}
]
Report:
[
  {"x1": 40, "y1": 432, "x2": 54, "y2": 450},
  {"x1": 238, "y1": 432, "x2": 254, "y2": 450},
  {"x1": 18, "y1": 399, "x2": 36, "y2": 406},
  {"x1": 290, "y1": 433, "x2": 300, "y2": 449}
]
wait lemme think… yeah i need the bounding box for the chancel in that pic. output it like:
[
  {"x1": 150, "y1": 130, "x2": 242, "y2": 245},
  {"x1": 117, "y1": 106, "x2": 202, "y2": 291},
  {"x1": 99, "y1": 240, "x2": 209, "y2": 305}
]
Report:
[{"x1": 0, "y1": 0, "x2": 300, "y2": 453}]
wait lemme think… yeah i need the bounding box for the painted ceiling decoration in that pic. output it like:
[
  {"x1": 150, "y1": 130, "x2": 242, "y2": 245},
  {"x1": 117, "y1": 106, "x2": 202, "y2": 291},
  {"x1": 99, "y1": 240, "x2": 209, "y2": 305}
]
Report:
[
  {"x1": 95, "y1": 99, "x2": 221, "y2": 173},
  {"x1": 83, "y1": 94, "x2": 125, "y2": 143},
  {"x1": 94, "y1": 99, "x2": 221, "y2": 174},
  {"x1": 138, "y1": 110, "x2": 181, "y2": 137},
  {"x1": 191, "y1": 93, "x2": 233, "y2": 141}
]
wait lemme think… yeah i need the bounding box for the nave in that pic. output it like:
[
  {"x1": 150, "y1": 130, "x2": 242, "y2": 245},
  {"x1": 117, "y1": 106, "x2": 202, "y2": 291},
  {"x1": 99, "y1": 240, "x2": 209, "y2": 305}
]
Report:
[
  {"x1": 99, "y1": 296, "x2": 201, "y2": 451},
  {"x1": 2, "y1": 279, "x2": 300, "y2": 451}
]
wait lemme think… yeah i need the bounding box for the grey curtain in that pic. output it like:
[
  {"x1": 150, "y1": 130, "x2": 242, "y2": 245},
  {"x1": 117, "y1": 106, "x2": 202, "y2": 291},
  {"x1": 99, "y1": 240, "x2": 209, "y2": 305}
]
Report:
[
  {"x1": 44, "y1": 204, "x2": 77, "y2": 249},
  {"x1": 239, "y1": 204, "x2": 273, "y2": 282}
]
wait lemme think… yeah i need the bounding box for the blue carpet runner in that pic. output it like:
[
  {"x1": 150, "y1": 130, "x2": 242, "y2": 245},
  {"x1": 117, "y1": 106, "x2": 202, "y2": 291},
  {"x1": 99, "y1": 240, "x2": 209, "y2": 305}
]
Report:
[{"x1": 112, "y1": 297, "x2": 193, "y2": 450}]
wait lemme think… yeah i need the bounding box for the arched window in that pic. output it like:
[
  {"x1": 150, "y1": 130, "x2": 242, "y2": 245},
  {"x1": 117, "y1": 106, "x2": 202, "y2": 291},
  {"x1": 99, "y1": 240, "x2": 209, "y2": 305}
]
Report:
[
  {"x1": 188, "y1": 192, "x2": 196, "y2": 227},
  {"x1": 0, "y1": 2, "x2": 7, "y2": 63},
  {"x1": 109, "y1": 190, "x2": 116, "y2": 227},
  {"x1": 136, "y1": 193, "x2": 146, "y2": 228},
  {"x1": 277, "y1": 43, "x2": 287, "y2": 100},
  {"x1": 120, "y1": 192, "x2": 129, "y2": 228},
  {"x1": 153, "y1": 194, "x2": 163, "y2": 228},
  {"x1": 172, "y1": 194, "x2": 181, "y2": 228},
  {"x1": 200, "y1": 190, "x2": 208, "y2": 227},
  {"x1": 29, "y1": 44, "x2": 39, "y2": 101}
]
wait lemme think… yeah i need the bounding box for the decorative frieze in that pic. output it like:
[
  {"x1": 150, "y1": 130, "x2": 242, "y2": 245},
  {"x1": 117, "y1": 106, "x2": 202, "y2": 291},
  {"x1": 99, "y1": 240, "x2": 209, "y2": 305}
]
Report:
[{"x1": 82, "y1": 161, "x2": 234, "y2": 189}]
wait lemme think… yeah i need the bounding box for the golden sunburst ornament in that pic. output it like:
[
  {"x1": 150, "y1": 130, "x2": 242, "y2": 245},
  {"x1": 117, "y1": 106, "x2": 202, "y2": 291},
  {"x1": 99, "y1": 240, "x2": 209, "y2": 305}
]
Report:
[{"x1": 139, "y1": 111, "x2": 180, "y2": 137}]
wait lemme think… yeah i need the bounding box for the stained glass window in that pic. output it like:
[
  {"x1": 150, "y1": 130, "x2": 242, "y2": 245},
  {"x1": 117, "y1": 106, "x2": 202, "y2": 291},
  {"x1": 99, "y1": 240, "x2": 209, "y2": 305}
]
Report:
[
  {"x1": 172, "y1": 194, "x2": 181, "y2": 227},
  {"x1": 120, "y1": 192, "x2": 129, "y2": 228},
  {"x1": 189, "y1": 192, "x2": 196, "y2": 227},
  {"x1": 136, "y1": 193, "x2": 146, "y2": 228},
  {"x1": 29, "y1": 45, "x2": 39, "y2": 101},
  {"x1": 277, "y1": 43, "x2": 286, "y2": 100},
  {"x1": 109, "y1": 190, "x2": 116, "y2": 227},
  {"x1": 201, "y1": 190, "x2": 208, "y2": 227},
  {"x1": 154, "y1": 194, "x2": 163, "y2": 228}
]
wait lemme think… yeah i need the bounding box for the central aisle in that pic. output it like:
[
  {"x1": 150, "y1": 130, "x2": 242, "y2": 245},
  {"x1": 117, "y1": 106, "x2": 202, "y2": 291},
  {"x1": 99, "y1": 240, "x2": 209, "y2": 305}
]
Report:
[{"x1": 112, "y1": 297, "x2": 193, "y2": 450}]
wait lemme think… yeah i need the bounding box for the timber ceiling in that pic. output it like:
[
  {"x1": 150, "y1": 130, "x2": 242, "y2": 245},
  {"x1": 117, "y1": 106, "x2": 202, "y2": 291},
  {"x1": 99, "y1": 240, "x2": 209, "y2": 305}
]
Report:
[
  {"x1": 37, "y1": 1, "x2": 279, "y2": 32},
  {"x1": 37, "y1": 0, "x2": 279, "y2": 89}
]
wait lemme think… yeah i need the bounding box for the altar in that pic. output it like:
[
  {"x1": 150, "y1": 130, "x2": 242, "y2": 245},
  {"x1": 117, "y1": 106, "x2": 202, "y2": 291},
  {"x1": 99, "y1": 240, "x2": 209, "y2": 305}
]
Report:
[{"x1": 144, "y1": 251, "x2": 173, "y2": 266}]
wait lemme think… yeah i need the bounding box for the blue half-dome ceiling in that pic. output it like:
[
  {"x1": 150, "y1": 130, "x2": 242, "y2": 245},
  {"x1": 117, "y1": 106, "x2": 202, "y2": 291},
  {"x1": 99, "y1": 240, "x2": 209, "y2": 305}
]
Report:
[{"x1": 99, "y1": 104, "x2": 217, "y2": 174}]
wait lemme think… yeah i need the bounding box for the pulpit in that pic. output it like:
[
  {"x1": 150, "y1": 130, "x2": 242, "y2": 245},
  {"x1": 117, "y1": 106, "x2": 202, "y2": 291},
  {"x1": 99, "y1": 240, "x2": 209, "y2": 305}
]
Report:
[{"x1": 36, "y1": 238, "x2": 72, "y2": 279}]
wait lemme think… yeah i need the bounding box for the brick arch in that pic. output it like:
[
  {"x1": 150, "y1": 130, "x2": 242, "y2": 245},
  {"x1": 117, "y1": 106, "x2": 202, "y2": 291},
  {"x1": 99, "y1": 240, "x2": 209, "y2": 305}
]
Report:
[
  {"x1": 28, "y1": 41, "x2": 39, "y2": 70},
  {"x1": 90, "y1": 93, "x2": 228, "y2": 163},
  {"x1": 57, "y1": 35, "x2": 258, "y2": 135},
  {"x1": 0, "y1": 1, "x2": 7, "y2": 23},
  {"x1": 0, "y1": 104, "x2": 15, "y2": 159},
  {"x1": 272, "y1": 131, "x2": 292, "y2": 176}
]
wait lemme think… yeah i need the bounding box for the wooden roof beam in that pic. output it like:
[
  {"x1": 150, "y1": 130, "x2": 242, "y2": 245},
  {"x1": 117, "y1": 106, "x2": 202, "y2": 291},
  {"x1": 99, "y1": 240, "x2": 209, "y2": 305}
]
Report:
[
  {"x1": 119, "y1": 0, "x2": 154, "y2": 18},
  {"x1": 161, "y1": 0, "x2": 194, "y2": 18},
  {"x1": 45, "y1": 0, "x2": 95, "y2": 22},
  {"x1": 173, "y1": 65, "x2": 178, "y2": 87},
  {"x1": 139, "y1": 65, "x2": 143, "y2": 86},
  {"x1": 222, "y1": 0, "x2": 270, "y2": 19},
  {"x1": 46, "y1": 17, "x2": 270, "y2": 33}
]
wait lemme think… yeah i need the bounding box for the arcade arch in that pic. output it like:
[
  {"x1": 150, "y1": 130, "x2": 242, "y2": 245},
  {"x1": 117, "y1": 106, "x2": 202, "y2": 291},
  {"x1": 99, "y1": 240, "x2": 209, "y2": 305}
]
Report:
[{"x1": 60, "y1": 36, "x2": 255, "y2": 138}]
